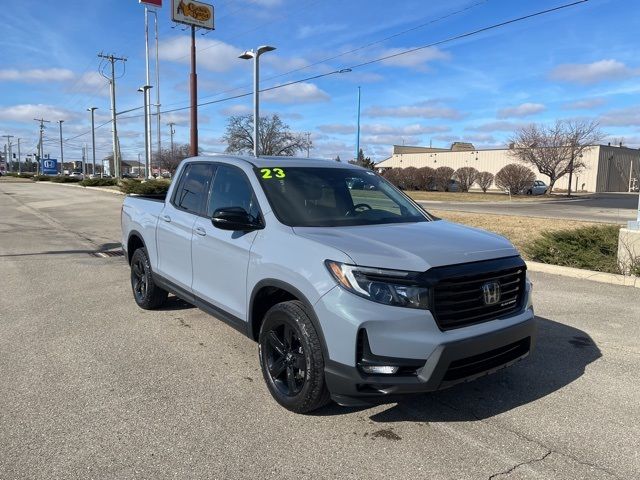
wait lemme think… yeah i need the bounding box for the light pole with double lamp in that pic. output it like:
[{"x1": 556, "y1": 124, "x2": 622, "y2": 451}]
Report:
[
  {"x1": 138, "y1": 85, "x2": 153, "y2": 179},
  {"x1": 239, "y1": 45, "x2": 276, "y2": 157}
]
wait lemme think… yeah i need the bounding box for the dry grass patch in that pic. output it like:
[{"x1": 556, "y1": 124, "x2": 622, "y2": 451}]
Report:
[{"x1": 430, "y1": 209, "x2": 606, "y2": 258}]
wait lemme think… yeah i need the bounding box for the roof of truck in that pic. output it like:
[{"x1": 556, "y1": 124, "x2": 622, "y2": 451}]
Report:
[{"x1": 185, "y1": 154, "x2": 363, "y2": 170}]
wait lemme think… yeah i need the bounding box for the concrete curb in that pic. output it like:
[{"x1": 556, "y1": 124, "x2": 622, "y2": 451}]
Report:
[{"x1": 527, "y1": 261, "x2": 639, "y2": 288}]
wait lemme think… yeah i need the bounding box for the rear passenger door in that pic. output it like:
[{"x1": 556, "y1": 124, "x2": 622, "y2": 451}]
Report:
[
  {"x1": 191, "y1": 164, "x2": 262, "y2": 321},
  {"x1": 156, "y1": 162, "x2": 215, "y2": 290}
]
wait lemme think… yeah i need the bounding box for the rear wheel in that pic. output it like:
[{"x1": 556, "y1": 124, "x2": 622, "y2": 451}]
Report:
[
  {"x1": 259, "y1": 300, "x2": 330, "y2": 413},
  {"x1": 130, "y1": 247, "x2": 168, "y2": 309}
]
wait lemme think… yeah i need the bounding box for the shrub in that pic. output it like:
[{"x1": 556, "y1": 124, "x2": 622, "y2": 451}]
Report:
[
  {"x1": 415, "y1": 166, "x2": 435, "y2": 191},
  {"x1": 33, "y1": 175, "x2": 51, "y2": 181},
  {"x1": 399, "y1": 167, "x2": 419, "y2": 190},
  {"x1": 525, "y1": 225, "x2": 620, "y2": 274},
  {"x1": 476, "y1": 171, "x2": 494, "y2": 192},
  {"x1": 495, "y1": 164, "x2": 535, "y2": 194},
  {"x1": 434, "y1": 166, "x2": 455, "y2": 191},
  {"x1": 50, "y1": 176, "x2": 82, "y2": 183},
  {"x1": 381, "y1": 168, "x2": 403, "y2": 188},
  {"x1": 454, "y1": 166, "x2": 479, "y2": 192},
  {"x1": 120, "y1": 179, "x2": 171, "y2": 195},
  {"x1": 80, "y1": 178, "x2": 118, "y2": 187},
  {"x1": 18, "y1": 173, "x2": 35, "y2": 178}
]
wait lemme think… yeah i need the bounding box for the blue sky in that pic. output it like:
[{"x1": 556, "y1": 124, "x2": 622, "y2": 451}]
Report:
[{"x1": 1, "y1": 0, "x2": 639, "y2": 164}]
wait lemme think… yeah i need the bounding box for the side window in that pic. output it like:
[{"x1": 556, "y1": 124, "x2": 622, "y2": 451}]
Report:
[
  {"x1": 172, "y1": 163, "x2": 216, "y2": 216},
  {"x1": 208, "y1": 165, "x2": 260, "y2": 219}
]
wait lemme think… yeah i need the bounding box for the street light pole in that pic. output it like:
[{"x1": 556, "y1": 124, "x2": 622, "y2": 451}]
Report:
[
  {"x1": 138, "y1": 85, "x2": 153, "y2": 179},
  {"x1": 58, "y1": 120, "x2": 64, "y2": 175},
  {"x1": 356, "y1": 86, "x2": 361, "y2": 163},
  {"x1": 17, "y1": 138, "x2": 21, "y2": 174},
  {"x1": 87, "y1": 107, "x2": 98, "y2": 177},
  {"x1": 239, "y1": 45, "x2": 276, "y2": 157}
]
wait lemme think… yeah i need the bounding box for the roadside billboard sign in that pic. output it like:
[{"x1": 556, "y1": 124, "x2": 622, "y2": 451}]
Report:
[
  {"x1": 42, "y1": 159, "x2": 58, "y2": 176},
  {"x1": 139, "y1": 0, "x2": 163, "y2": 7},
  {"x1": 171, "y1": 0, "x2": 214, "y2": 29}
]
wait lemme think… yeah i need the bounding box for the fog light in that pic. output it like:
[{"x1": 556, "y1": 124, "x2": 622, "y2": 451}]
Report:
[{"x1": 361, "y1": 365, "x2": 399, "y2": 375}]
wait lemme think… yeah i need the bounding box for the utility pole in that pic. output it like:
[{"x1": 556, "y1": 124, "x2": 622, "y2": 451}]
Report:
[
  {"x1": 355, "y1": 86, "x2": 361, "y2": 163},
  {"x1": 98, "y1": 53, "x2": 127, "y2": 178},
  {"x1": 17, "y1": 138, "x2": 21, "y2": 174},
  {"x1": 2, "y1": 135, "x2": 13, "y2": 172},
  {"x1": 33, "y1": 118, "x2": 50, "y2": 176},
  {"x1": 306, "y1": 132, "x2": 311, "y2": 158},
  {"x1": 168, "y1": 122, "x2": 175, "y2": 161},
  {"x1": 58, "y1": 120, "x2": 64, "y2": 175}
]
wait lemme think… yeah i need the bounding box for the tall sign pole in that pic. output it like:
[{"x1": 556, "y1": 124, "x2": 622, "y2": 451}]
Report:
[
  {"x1": 171, "y1": 0, "x2": 214, "y2": 157},
  {"x1": 58, "y1": 120, "x2": 64, "y2": 175},
  {"x1": 190, "y1": 25, "x2": 198, "y2": 156},
  {"x1": 356, "y1": 86, "x2": 361, "y2": 162}
]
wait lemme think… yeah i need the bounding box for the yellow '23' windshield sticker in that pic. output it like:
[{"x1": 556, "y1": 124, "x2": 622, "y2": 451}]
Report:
[{"x1": 260, "y1": 168, "x2": 286, "y2": 179}]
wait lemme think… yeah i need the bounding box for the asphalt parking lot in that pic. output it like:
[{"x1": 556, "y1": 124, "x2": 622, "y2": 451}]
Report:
[
  {"x1": 1, "y1": 181, "x2": 638, "y2": 479},
  {"x1": 418, "y1": 192, "x2": 638, "y2": 224}
]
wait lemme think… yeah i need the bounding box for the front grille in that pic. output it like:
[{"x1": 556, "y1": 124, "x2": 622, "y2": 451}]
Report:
[
  {"x1": 443, "y1": 337, "x2": 530, "y2": 381},
  {"x1": 426, "y1": 256, "x2": 527, "y2": 330}
]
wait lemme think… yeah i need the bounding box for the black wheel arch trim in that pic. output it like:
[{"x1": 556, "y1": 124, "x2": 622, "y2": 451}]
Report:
[
  {"x1": 249, "y1": 279, "x2": 330, "y2": 360},
  {"x1": 126, "y1": 229, "x2": 147, "y2": 264}
]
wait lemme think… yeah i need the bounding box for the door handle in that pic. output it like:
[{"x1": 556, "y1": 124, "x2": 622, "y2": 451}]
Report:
[
  {"x1": 161, "y1": 214, "x2": 171, "y2": 223},
  {"x1": 194, "y1": 226, "x2": 207, "y2": 237}
]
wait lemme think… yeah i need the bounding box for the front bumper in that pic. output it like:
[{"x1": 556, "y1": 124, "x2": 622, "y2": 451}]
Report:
[{"x1": 324, "y1": 314, "x2": 536, "y2": 405}]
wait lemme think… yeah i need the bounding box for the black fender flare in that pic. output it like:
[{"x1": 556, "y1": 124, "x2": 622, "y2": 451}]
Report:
[
  {"x1": 126, "y1": 229, "x2": 147, "y2": 264},
  {"x1": 249, "y1": 279, "x2": 330, "y2": 360}
]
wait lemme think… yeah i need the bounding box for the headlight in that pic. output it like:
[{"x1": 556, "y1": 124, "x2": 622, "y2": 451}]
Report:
[{"x1": 325, "y1": 260, "x2": 430, "y2": 309}]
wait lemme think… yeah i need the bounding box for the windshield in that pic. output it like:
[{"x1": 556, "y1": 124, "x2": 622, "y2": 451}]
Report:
[{"x1": 255, "y1": 167, "x2": 430, "y2": 227}]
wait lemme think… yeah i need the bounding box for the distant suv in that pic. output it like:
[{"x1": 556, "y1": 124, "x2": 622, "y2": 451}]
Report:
[{"x1": 122, "y1": 155, "x2": 535, "y2": 413}]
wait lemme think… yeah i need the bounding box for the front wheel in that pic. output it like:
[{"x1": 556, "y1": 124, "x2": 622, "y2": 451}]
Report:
[{"x1": 259, "y1": 301, "x2": 330, "y2": 413}]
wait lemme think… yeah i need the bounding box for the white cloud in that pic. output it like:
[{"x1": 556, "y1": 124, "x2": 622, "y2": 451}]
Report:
[
  {"x1": 262, "y1": 82, "x2": 330, "y2": 104},
  {"x1": 319, "y1": 123, "x2": 449, "y2": 135},
  {"x1": 297, "y1": 24, "x2": 345, "y2": 39},
  {"x1": 497, "y1": 103, "x2": 545, "y2": 118},
  {"x1": 563, "y1": 98, "x2": 606, "y2": 110},
  {"x1": 69, "y1": 71, "x2": 110, "y2": 95},
  {"x1": 549, "y1": 59, "x2": 639, "y2": 85},
  {"x1": 159, "y1": 36, "x2": 243, "y2": 72},
  {"x1": 379, "y1": 46, "x2": 449, "y2": 70},
  {"x1": 365, "y1": 101, "x2": 463, "y2": 120},
  {"x1": 465, "y1": 121, "x2": 527, "y2": 132},
  {"x1": 0, "y1": 104, "x2": 78, "y2": 123},
  {"x1": 599, "y1": 106, "x2": 640, "y2": 127},
  {"x1": 362, "y1": 134, "x2": 421, "y2": 146},
  {"x1": 0, "y1": 68, "x2": 74, "y2": 82},
  {"x1": 220, "y1": 104, "x2": 252, "y2": 116}
]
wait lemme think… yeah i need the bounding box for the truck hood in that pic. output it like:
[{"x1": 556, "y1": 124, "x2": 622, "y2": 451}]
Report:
[{"x1": 293, "y1": 220, "x2": 518, "y2": 271}]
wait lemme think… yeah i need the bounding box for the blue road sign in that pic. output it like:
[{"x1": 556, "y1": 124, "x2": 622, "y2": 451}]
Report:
[{"x1": 42, "y1": 159, "x2": 58, "y2": 175}]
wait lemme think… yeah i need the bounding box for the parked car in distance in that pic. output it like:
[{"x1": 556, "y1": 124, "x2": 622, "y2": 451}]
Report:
[
  {"x1": 346, "y1": 177, "x2": 374, "y2": 190},
  {"x1": 122, "y1": 155, "x2": 535, "y2": 413},
  {"x1": 525, "y1": 180, "x2": 548, "y2": 195},
  {"x1": 122, "y1": 172, "x2": 138, "y2": 179},
  {"x1": 69, "y1": 171, "x2": 84, "y2": 180}
]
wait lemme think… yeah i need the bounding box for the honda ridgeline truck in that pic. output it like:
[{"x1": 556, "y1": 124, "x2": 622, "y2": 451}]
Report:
[{"x1": 121, "y1": 155, "x2": 535, "y2": 413}]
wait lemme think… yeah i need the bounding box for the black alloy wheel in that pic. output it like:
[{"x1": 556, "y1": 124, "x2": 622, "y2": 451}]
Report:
[
  {"x1": 259, "y1": 301, "x2": 330, "y2": 413},
  {"x1": 129, "y1": 247, "x2": 168, "y2": 309},
  {"x1": 264, "y1": 322, "x2": 307, "y2": 396}
]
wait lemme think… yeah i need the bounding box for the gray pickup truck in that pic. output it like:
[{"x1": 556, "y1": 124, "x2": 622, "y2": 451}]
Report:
[{"x1": 121, "y1": 155, "x2": 535, "y2": 413}]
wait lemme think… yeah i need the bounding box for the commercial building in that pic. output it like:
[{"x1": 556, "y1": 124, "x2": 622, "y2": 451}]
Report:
[{"x1": 376, "y1": 142, "x2": 640, "y2": 193}]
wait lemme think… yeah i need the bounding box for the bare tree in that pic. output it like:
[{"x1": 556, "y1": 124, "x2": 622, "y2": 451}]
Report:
[
  {"x1": 454, "y1": 166, "x2": 479, "y2": 192},
  {"x1": 508, "y1": 120, "x2": 604, "y2": 194},
  {"x1": 476, "y1": 171, "x2": 494, "y2": 192},
  {"x1": 154, "y1": 143, "x2": 192, "y2": 174},
  {"x1": 434, "y1": 166, "x2": 454, "y2": 191},
  {"x1": 495, "y1": 164, "x2": 535, "y2": 195},
  {"x1": 222, "y1": 114, "x2": 311, "y2": 156}
]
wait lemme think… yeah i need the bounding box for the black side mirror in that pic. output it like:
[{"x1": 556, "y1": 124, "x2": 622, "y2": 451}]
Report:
[{"x1": 211, "y1": 207, "x2": 263, "y2": 231}]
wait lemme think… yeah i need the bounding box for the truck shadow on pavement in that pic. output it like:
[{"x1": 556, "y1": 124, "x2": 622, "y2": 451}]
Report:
[{"x1": 323, "y1": 316, "x2": 601, "y2": 421}]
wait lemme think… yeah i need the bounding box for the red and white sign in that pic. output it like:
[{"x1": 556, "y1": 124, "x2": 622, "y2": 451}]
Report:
[{"x1": 139, "y1": 0, "x2": 163, "y2": 7}]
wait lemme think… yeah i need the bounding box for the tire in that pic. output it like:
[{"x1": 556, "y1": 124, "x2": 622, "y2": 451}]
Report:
[
  {"x1": 259, "y1": 300, "x2": 330, "y2": 413},
  {"x1": 130, "y1": 247, "x2": 168, "y2": 310},
  {"x1": 526, "y1": 189, "x2": 532, "y2": 195}
]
